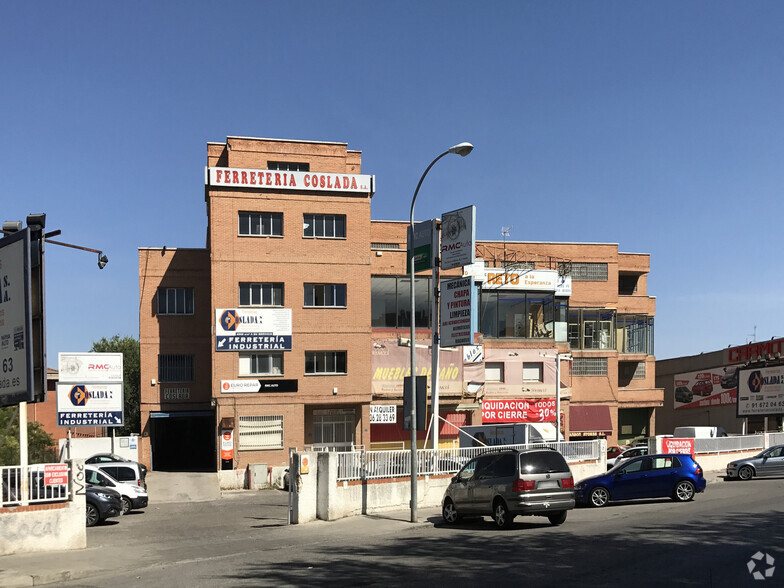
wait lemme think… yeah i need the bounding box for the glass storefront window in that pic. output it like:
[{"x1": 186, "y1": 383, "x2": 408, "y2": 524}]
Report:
[
  {"x1": 371, "y1": 276, "x2": 430, "y2": 328},
  {"x1": 568, "y1": 309, "x2": 617, "y2": 350},
  {"x1": 479, "y1": 291, "x2": 556, "y2": 339}
]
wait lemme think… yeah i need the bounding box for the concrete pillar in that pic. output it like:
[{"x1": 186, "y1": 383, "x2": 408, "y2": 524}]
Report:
[
  {"x1": 290, "y1": 452, "x2": 318, "y2": 524},
  {"x1": 317, "y1": 452, "x2": 338, "y2": 521}
]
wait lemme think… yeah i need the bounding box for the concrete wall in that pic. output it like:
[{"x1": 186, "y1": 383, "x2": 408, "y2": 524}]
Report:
[
  {"x1": 0, "y1": 460, "x2": 86, "y2": 556},
  {"x1": 58, "y1": 436, "x2": 140, "y2": 462}
]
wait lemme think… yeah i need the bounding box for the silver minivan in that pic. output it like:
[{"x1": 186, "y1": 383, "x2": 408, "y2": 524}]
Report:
[{"x1": 442, "y1": 448, "x2": 575, "y2": 529}]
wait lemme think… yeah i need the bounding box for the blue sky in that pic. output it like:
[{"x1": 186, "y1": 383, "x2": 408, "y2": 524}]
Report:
[{"x1": 2, "y1": 1, "x2": 783, "y2": 362}]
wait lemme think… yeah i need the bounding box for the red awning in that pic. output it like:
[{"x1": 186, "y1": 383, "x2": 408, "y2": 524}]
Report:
[{"x1": 569, "y1": 405, "x2": 613, "y2": 436}]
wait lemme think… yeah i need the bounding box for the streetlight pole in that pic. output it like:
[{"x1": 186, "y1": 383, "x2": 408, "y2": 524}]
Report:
[{"x1": 408, "y1": 142, "x2": 473, "y2": 523}]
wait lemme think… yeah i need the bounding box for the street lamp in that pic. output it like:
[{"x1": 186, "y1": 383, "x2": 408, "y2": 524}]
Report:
[{"x1": 408, "y1": 141, "x2": 473, "y2": 523}]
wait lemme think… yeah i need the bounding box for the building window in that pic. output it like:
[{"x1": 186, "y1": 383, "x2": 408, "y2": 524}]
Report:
[
  {"x1": 313, "y1": 411, "x2": 355, "y2": 451},
  {"x1": 485, "y1": 362, "x2": 504, "y2": 382},
  {"x1": 568, "y1": 309, "x2": 616, "y2": 350},
  {"x1": 616, "y1": 314, "x2": 654, "y2": 355},
  {"x1": 158, "y1": 355, "x2": 194, "y2": 382},
  {"x1": 304, "y1": 284, "x2": 346, "y2": 307},
  {"x1": 305, "y1": 351, "x2": 347, "y2": 374},
  {"x1": 371, "y1": 242, "x2": 401, "y2": 250},
  {"x1": 479, "y1": 291, "x2": 555, "y2": 339},
  {"x1": 371, "y1": 276, "x2": 432, "y2": 329},
  {"x1": 571, "y1": 263, "x2": 608, "y2": 282},
  {"x1": 619, "y1": 361, "x2": 645, "y2": 387},
  {"x1": 268, "y1": 161, "x2": 309, "y2": 171},
  {"x1": 303, "y1": 214, "x2": 346, "y2": 239},
  {"x1": 239, "y1": 352, "x2": 283, "y2": 376},
  {"x1": 619, "y1": 274, "x2": 639, "y2": 295},
  {"x1": 157, "y1": 287, "x2": 194, "y2": 315},
  {"x1": 239, "y1": 212, "x2": 283, "y2": 237},
  {"x1": 523, "y1": 362, "x2": 543, "y2": 382},
  {"x1": 573, "y1": 357, "x2": 608, "y2": 376},
  {"x1": 240, "y1": 282, "x2": 284, "y2": 306},
  {"x1": 238, "y1": 415, "x2": 283, "y2": 450}
]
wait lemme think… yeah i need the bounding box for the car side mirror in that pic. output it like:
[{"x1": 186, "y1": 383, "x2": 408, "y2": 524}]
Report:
[{"x1": 615, "y1": 472, "x2": 624, "y2": 478}]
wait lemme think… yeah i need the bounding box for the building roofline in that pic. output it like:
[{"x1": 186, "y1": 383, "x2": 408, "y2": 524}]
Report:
[{"x1": 216, "y1": 136, "x2": 349, "y2": 147}]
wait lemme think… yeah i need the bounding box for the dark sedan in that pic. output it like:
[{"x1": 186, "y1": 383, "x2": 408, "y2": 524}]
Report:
[
  {"x1": 576, "y1": 454, "x2": 706, "y2": 507},
  {"x1": 86, "y1": 484, "x2": 123, "y2": 527}
]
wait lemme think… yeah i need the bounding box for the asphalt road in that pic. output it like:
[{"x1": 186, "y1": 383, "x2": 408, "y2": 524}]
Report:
[{"x1": 12, "y1": 477, "x2": 784, "y2": 587}]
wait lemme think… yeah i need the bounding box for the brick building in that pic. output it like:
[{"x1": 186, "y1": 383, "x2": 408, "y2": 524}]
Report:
[{"x1": 138, "y1": 135, "x2": 662, "y2": 472}]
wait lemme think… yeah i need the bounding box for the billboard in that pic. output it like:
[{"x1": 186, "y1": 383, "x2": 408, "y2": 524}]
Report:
[
  {"x1": 56, "y1": 382, "x2": 124, "y2": 427},
  {"x1": 673, "y1": 366, "x2": 738, "y2": 410},
  {"x1": 481, "y1": 398, "x2": 556, "y2": 424},
  {"x1": 440, "y1": 276, "x2": 474, "y2": 347},
  {"x1": 215, "y1": 308, "x2": 292, "y2": 351},
  {"x1": 0, "y1": 229, "x2": 34, "y2": 407},
  {"x1": 737, "y1": 365, "x2": 784, "y2": 417},
  {"x1": 440, "y1": 205, "x2": 475, "y2": 270},
  {"x1": 58, "y1": 352, "x2": 124, "y2": 382}
]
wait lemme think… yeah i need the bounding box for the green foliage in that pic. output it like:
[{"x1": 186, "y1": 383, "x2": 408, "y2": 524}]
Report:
[
  {"x1": 0, "y1": 406, "x2": 57, "y2": 466},
  {"x1": 91, "y1": 335, "x2": 141, "y2": 436}
]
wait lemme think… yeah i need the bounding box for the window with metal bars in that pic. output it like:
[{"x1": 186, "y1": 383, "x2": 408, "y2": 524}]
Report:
[
  {"x1": 238, "y1": 415, "x2": 284, "y2": 450},
  {"x1": 571, "y1": 262, "x2": 608, "y2": 281},
  {"x1": 157, "y1": 287, "x2": 194, "y2": 315},
  {"x1": 572, "y1": 357, "x2": 608, "y2": 376},
  {"x1": 158, "y1": 355, "x2": 194, "y2": 382},
  {"x1": 371, "y1": 242, "x2": 401, "y2": 250}
]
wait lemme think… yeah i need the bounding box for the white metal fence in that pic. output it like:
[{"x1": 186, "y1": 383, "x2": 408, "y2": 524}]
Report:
[
  {"x1": 337, "y1": 440, "x2": 601, "y2": 482},
  {"x1": 693, "y1": 434, "x2": 765, "y2": 455},
  {"x1": 767, "y1": 432, "x2": 784, "y2": 446},
  {"x1": 1, "y1": 463, "x2": 70, "y2": 508}
]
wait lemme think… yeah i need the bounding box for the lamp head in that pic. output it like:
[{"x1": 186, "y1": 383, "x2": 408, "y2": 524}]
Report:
[
  {"x1": 97, "y1": 253, "x2": 108, "y2": 270},
  {"x1": 448, "y1": 142, "x2": 474, "y2": 157}
]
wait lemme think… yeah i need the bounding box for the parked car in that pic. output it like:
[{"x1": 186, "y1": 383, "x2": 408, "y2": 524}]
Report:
[
  {"x1": 86, "y1": 455, "x2": 147, "y2": 490},
  {"x1": 721, "y1": 367, "x2": 739, "y2": 389},
  {"x1": 675, "y1": 386, "x2": 693, "y2": 403},
  {"x1": 85, "y1": 464, "x2": 148, "y2": 514},
  {"x1": 85, "y1": 484, "x2": 123, "y2": 527},
  {"x1": 606, "y1": 445, "x2": 628, "y2": 460},
  {"x1": 691, "y1": 380, "x2": 713, "y2": 397},
  {"x1": 576, "y1": 454, "x2": 706, "y2": 507},
  {"x1": 726, "y1": 445, "x2": 784, "y2": 480},
  {"x1": 606, "y1": 446, "x2": 648, "y2": 470},
  {"x1": 441, "y1": 448, "x2": 575, "y2": 529}
]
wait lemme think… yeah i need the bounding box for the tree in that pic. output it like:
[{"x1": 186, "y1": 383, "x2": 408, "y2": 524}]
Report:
[
  {"x1": 0, "y1": 406, "x2": 57, "y2": 465},
  {"x1": 91, "y1": 335, "x2": 140, "y2": 436}
]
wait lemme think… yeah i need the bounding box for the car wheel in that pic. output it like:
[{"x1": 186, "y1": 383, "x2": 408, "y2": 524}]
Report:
[
  {"x1": 590, "y1": 486, "x2": 610, "y2": 507},
  {"x1": 442, "y1": 498, "x2": 461, "y2": 524},
  {"x1": 738, "y1": 465, "x2": 754, "y2": 481},
  {"x1": 86, "y1": 502, "x2": 100, "y2": 527},
  {"x1": 547, "y1": 511, "x2": 567, "y2": 526},
  {"x1": 673, "y1": 480, "x2": 696, "y2": 502},
  {"x1": 121, "y1": 497, "x2": 132, "y2": 515},
  {"x1": 493, "y1": 499, "x2": 513, "y2": 529}
]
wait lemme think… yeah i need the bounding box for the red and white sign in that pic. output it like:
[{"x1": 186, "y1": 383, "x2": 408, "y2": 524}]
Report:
[
  {"x1": 662, "y1": 437, "x2": 695, "y2": 457},
  {"x1": 44, "y1": 464, "x2": 69, "y2": 486},
  {"x1": 482, "y1": 398, "x2": 556, "y2": 424},
  {"x1": 207, "y1": 167, "x2": 374, "y2": 194},
  {"x1": 221, "y1": 429, "x2": 234, "y2": 461}
]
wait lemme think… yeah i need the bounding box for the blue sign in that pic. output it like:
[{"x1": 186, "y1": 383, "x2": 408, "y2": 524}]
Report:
[
  {"x1": 215, "y1": 335, "x2": 292, "y2": 351},
  {"x1": 58, "y1": 411, "x2": 123, "y2": 427}
]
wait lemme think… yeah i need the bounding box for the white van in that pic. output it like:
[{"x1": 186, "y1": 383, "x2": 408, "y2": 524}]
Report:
[
  {"x1": 85, "y1": 464, "x2": 149, "y2": 515},
  {"x1": 673, "y1": 426, "x2": 728, "y2": 439}
]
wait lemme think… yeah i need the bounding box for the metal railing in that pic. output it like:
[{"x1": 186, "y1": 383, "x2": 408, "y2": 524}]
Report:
[
  {"x1": 767, "y1": 432, "x2": 784, "y2": 446},
  {"x1": 337, "y1": 440, "x2": 601, "y2": 482},
  {"x1": 693, "y1": 435, "x2": 765, "y2": 455},
  {"x1": 1, "y1": 463, "x2": 70, "y2": 508}
]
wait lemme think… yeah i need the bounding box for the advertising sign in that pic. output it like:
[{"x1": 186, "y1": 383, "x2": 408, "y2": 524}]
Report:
[
  {"x1": 221, "y1": 429, "x2": 233, "y2": 461},
  {"x1": 440, "y1": 206, "x2": 475, "y2": 270},
  {"x1": 673, "y1": 366, "x2": 738, "y2": 410},
  {"x1": 207, "y1": 167, "x2": 374, "y2": 194},
  {"x1": 482, "y1": 268, "x2": 571, "y2": 295},
  {"x1": 662, "y1": 437, "x2": 695, "y2": 457},
  {"x1": 481, "y1": 398, "x2": 556, "y2": 424},
  {"x1": 369, "y1": 405, "x2": 397, "y2": 424},
  {"x1": 440, "y1": 276, "x2": 474, "y2": 347},
  {"x1": 407, "y1": 220, "x2": 437, "y2": 273},
  {"x1": 726, "y1": 338, "x2": 784, "y2": 364},
  {"x1": 215, "y1": 308, "x2": 292, "y2": 351},
  {"x1": 371, "y1": 340, "x2": 463, "y2": 396},
  {"x1": 44, "y1": 464, "x2": 69, "y2": 486},
  {"x1": 220, "y1": 379, "x2": 298, "y2": 393},
  {"x1": 58, "y1": 352, "x2": 124, "y2": 383},
  {"x1": 737, "y1": 365, "x2": 784, "y2": 417},
  {"x1": 0, "y1": 229, "x2": 33, "y2": 406},
  {"x1": 56, "y1": 382, "x2": 124, "y2": 427}
]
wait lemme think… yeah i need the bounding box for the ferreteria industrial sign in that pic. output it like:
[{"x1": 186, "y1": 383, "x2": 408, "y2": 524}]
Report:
[
  {"x1": 56, "y1": 382, "x2": 124, "y2": 426},
  {"x1": 220, "y1": 379, "x2": 298, "y2": 393},
  {"x1": 215, "y1": 308, "x2": 292, "y2": 351},
  {"x1": 737, "y1": 365, "x2": 784, "y2": 417},
  {"x1": 206, "y1": 167, "x2": 374, "y2": 194},
  {"x1": 0, "y1": 229, "x2": 33, "y2": 407}
]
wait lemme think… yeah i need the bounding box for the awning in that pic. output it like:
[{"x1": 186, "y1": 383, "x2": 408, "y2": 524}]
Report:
[{"x1": 569, "y1": 405, "x2": 613, "y2": 437}]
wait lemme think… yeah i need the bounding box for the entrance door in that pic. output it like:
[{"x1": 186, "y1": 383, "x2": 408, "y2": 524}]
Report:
[
  {"x1": 151, "y1": 413, "x2": 215, "y2": 471},
  {"x1": 313, "y1": 411, "x2": 355, "y2": 451}
]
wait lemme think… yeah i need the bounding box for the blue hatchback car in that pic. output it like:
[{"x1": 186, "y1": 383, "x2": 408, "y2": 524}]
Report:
[{"x1": 575, "y1": 453, "x2": 706, "y2": 507}]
